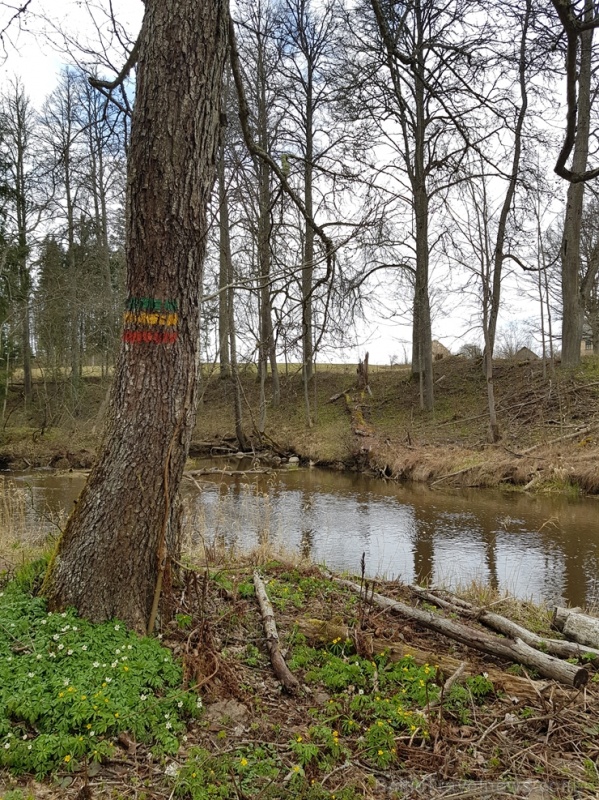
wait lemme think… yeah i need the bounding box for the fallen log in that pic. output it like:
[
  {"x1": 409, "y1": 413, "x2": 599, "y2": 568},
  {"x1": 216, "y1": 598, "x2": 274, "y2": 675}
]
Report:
[
  {"x1": 332, "y1": 578, "x2": 588, "y2": 689},
  {"x1": 296, "y1": 618, "x2": 556, "y2": 704},
  {"x1": 253, "y1": 571, "x2": 299, "y2": 694},
  {"x1": 553, "y1": 607, "x2": 599, "y2": 649},
  {"x1": 327, "y1": 387, "x2": 353, "y2": 404},
  {"x1": 409, "y1": 586, "x2": 599, "y2": 662}
]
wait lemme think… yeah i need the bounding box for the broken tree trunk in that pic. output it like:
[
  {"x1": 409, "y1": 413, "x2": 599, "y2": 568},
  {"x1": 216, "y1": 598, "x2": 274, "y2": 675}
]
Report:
[
  {"x1": 356, "y1": 352, "x2": 370, "y2": 392},
  {"x1": 553, "y1": 607, "x2": 599, "y2": 649},
  {"x1": 409, "y1": 586, "x2": 599, "y2": 662},
  {"x1": 296, "y1": 618, "x2": 558, "y2": 704},
  {"x1": 253, "y1": 571, "x2": 299, "y2": 694},
  {"x1": 333, "y1": 578, "x2": 588, "y2": 689}
]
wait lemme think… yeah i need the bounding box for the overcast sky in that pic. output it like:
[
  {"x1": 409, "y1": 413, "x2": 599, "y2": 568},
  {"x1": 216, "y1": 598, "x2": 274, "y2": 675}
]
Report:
[{"x1": 0, "y1": 0, "x2": 565, "y2": 364}]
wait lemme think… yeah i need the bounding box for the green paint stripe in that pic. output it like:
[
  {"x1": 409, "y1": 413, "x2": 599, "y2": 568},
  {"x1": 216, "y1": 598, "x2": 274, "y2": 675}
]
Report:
[{"x1": 126, "y1": 297, "x2": 178, "y2": 312}]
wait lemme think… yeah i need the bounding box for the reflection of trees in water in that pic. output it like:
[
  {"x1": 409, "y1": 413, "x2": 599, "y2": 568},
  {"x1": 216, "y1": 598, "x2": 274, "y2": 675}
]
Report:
[
  {"x1": 563, "y1": 540, "x2": 589, "y2": 609},
  {"x1": 300, "y1": 489, "x2": 314, "y2": 559},
  {"x1": 481, "y1": 521, "x2": 498, "y2": 591},
  {"x1": 16, "y1": 468, "x2": 599, "y2": 607}
]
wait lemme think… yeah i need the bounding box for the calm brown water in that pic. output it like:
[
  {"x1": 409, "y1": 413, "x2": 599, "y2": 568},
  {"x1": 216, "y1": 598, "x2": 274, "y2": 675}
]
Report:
[{"x1": 4, "y1": 461, "x2": 599, "y2": 608}]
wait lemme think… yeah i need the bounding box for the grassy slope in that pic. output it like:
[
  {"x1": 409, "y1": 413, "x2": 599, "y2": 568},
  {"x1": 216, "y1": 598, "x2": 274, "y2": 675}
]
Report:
[
  {"x1": 3, "y1": 356, "x2": 599, "y2": 493},
  {"x1": 195, "y1": 357, "x2": 599, "y2": 493}
]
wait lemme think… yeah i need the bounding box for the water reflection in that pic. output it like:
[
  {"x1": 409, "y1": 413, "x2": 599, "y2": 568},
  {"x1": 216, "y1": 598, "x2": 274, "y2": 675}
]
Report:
[{"x1": 3, "y1": 463, "x2": 599, "y2": 607}]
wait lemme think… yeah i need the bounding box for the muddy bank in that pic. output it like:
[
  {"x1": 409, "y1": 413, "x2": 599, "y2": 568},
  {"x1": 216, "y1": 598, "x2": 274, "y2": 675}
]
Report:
[
  {"x1": 358, "y1": 435, "x2": 599, "y2": 494},
  {"x1": 3, "y1": 430, "x2": 599, "y2": 498}
]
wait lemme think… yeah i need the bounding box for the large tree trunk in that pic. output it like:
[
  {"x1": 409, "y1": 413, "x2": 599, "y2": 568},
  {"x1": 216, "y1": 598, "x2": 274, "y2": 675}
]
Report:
[
  {"x1": 302, "y1": 74, "x2": 315, "y2": 385},
  {"x1": 218, "y1": 141, "x2": 231, "y2": 379},
  {"x1": 43, "y1": 0, "x2": 229, "y2": 632},
  {"x1": 561, "y1": 9, "x2": 593, "y2": 367}
]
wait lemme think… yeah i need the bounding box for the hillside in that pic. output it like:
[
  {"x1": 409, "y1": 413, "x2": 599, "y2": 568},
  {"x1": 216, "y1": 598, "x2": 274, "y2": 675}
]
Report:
[{"x1": 3, "y1": 356, "x2": 599, "y2": 494}]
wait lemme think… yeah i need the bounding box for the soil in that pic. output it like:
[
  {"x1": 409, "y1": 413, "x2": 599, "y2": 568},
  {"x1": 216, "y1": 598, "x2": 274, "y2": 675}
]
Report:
[{"x1": 2, "y1": 561, "x2": 598, "y2": 799}]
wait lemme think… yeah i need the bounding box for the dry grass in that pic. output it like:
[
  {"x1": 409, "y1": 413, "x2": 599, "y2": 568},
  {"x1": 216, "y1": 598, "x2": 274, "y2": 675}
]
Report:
[{"x1": 0, "y1": 478, "x2": 64, "y2": 574}]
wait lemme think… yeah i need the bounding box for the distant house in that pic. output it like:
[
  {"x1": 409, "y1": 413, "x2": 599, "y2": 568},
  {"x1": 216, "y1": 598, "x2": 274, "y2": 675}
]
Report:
[
  {"x1": 581, "y1": 334, "x2": 596, "y2": 356},
  {"x1": 432, "y1": 340, "x2": 451, "y2": 360},
  {"x1": 515, "y1": 346, "x2": 539, "y2": 361}
]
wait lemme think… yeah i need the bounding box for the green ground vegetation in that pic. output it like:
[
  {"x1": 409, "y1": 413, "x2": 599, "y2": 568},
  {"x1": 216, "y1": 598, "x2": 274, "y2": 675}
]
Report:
[{"x1": 1, "y1": 555, "x2": 598, "y2": 799}]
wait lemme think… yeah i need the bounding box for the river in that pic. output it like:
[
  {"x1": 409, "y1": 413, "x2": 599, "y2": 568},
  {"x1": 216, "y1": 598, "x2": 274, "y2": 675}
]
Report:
[{"x1": 3, "y1": 459, "x2": 599, "y2": 608}]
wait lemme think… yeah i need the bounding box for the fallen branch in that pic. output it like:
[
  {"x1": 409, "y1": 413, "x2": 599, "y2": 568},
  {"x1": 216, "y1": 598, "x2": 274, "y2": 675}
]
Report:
[
  {"x1": 410, "y1": 586, "x2": 599, "y2": 662},
  {"x1": 253, "y1": 571, "x2": 299, "y2": 694},
  {"x1": 553, "y1": 607, "x2": 599, "y2": 649},
  {"x1": 296, "y1": 618, "x2": 560, "y2": 704},
  {"x1": 332, "y1": 578, "x2": 588, "y2": 689},
  {"x1": 430, "y1": 465, "x2": 477, "y2": 487},
  {"x1": 327, "y1": 388, "x2": 353, "y2": 404},
  {"x1": 518, "y1": 425, "x2": 595, "y2": 455}
]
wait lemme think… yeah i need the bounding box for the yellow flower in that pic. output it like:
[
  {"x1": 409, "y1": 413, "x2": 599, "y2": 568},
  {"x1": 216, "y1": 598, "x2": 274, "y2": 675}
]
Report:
[
  {"x1": 59, "y1": 692, "x2": 64, "y2": 698},
  {"x1": 68, "y1": 686, "x2": 75, "y2": 693},
  {"x1": 114, "y1": 713, "x2": 119, "y2": 718},
  {"x1": 64, "y1": 755, "x2": 71, "y2": 763},
  {"x1": 293, "y1": 765, "x2": 301, "y2": 773},
  {"x1": 240, "y1": 757, "x2": 248, "y2": 767},
  {"x1": 81, "y1": 695, "x2": 87, "y2": 700},
  {"x1": 378, "y1": 749, "x2": 384, "y2": 756},
  {"x1": 296, "y1": 736, "x2": 303, "y2": 742},
  {"x1": 191, "y1": 772, "x2": 197, "y2": 778},
  {"x1": 86, "y1": 724, "x2": 92, "y2": 729},
  {"x1": 123, "y1": 665, "x2": 129, "y2": 671}
]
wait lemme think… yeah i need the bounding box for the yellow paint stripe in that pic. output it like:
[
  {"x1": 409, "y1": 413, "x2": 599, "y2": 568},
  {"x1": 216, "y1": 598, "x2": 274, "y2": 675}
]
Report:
[{"x1": 123, "y1": 311, "x2": 178, "y2": 327}]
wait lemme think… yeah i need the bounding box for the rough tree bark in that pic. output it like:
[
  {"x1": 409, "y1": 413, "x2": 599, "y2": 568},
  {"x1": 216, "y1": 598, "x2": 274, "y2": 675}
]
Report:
[
  {"x1": 43, "y1": 0, "x2": 229, "y2": 632},
  {"x1": 560, "y1": 3, "x2": 593, "y2": 367}
]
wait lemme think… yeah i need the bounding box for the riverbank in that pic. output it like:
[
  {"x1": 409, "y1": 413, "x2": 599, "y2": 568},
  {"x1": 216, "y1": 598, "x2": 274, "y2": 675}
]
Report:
[
  {"x1": 3, "y1": 357, "x2": 599, "y2": 495},
  {"x1": 1, "y1": 551, "x2": 599, "y2": 800}
]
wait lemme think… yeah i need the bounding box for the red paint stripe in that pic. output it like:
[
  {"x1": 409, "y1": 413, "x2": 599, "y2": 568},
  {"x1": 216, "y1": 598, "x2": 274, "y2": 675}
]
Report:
[{"x1": 123, "y1": 330, "x2": 179, "y2": 345}]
